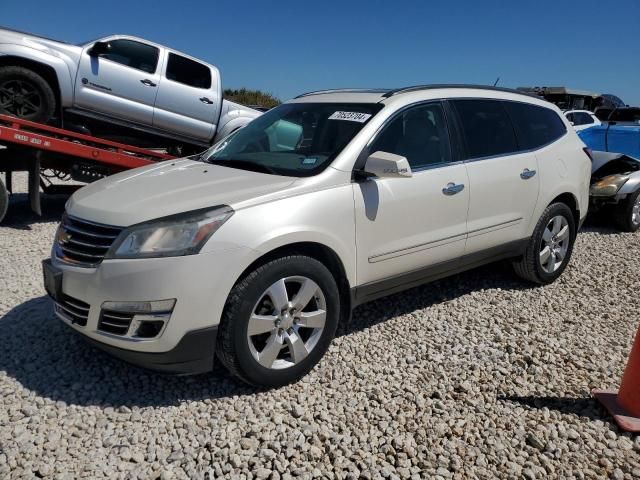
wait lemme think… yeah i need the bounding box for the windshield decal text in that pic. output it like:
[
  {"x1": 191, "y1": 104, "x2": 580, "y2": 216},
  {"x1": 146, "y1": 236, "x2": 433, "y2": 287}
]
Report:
[{"x1": 328, "y1": 111, "x2": 372, "y2": 123}]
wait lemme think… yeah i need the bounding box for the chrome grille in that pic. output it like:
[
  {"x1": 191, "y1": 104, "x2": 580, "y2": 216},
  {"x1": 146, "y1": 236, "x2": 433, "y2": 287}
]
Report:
[
  {"x1": 55, "y1": 215, "x2": 123, "y2": 267},
  {"x1": 54, "y1": 295, "x2": 90, "y2": 326},
  {"x1": 98, "y1": 310, "x2": 134, "y2": 336}
]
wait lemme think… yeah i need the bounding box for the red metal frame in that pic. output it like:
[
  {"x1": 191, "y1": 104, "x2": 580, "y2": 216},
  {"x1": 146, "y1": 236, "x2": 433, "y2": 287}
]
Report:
[{"x1": 0, "y1": 114, "x2": 175, "y2": 169}]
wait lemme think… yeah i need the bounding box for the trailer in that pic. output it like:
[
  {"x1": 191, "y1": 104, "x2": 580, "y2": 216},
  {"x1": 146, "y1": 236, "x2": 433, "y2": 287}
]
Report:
[{"x1": 0, "y1": 114, "x2": 175, "y2": 223}]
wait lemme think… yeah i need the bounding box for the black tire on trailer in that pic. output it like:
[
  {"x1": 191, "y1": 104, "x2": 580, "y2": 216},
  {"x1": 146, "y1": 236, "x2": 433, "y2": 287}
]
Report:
[
  {"x1": 0, "y1": 66, "x2": 56, "y2": 123},
  {"x1": 613, "y1": 189, "x2": 640, "y2": 232},
  {"x1": 0, "y1": 175, "x2": 8, "y2": 224}
]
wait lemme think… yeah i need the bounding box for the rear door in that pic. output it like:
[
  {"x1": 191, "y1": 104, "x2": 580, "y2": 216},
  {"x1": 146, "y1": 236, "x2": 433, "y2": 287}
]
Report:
[
  {"x1": 153, "y1": 52, "x2": 219, "y2": 142},
  {"x1": 450, "y1": 99, "x2": 540, "y2": 254},
  {"x1": 74, "y1": 38, "x2": 160, "y2": 125}
]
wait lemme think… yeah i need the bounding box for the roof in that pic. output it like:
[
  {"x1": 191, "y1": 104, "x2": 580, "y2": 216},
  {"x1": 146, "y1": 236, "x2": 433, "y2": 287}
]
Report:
[{"x1": 290, "y1": 84, "x2": 539, "y2": 104}]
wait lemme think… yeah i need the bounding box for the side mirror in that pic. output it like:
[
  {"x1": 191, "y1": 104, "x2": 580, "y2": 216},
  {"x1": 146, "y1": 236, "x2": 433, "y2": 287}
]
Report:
[
  {"x1": 569, "y1": 121, "x2": 575, "y2": 126},
  {"x1": 88, "y1": 41, "x2": 110, "y2": 57},
  {"x1": 362, "y1": 151, "x2": 412, "y2": 179}
]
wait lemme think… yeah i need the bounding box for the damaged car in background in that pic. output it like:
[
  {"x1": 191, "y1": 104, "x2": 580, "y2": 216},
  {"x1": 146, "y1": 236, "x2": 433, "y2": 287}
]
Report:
[{"x1": 589, "y1": 151, "x2": 640, "y2": 231}]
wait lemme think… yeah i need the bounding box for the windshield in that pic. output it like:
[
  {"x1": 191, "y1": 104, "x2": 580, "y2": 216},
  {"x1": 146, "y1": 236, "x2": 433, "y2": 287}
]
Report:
[{"x1": 200, "y1": 102, "x2": 383, "y2": 176}]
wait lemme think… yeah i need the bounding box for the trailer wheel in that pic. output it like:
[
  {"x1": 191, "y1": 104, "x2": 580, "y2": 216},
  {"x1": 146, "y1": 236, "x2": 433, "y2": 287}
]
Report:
[
  {"x1": 0, "y1": 66, "x2": 56, "y2": 123},
  {"x1": 0, "y1": 175, "x2": 8, "y2": 224}
]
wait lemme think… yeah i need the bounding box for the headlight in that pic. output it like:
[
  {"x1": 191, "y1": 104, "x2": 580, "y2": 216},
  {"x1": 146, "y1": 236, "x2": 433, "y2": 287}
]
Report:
[
  {"x1": 590, "y1": 174, "x2": 631, "y2": 197},
  {"x1": 106, "y1": 206, "x2": 234, "y2": 259}
]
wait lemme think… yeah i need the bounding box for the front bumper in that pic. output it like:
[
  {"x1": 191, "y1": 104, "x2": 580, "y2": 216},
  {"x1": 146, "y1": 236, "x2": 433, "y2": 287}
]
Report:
[
  {"x1": 71, "y1": 323, "x2": 218, "y2": 374},
  {"x1": 44, "y1": 245, "x2": 253, "y2": 368}
]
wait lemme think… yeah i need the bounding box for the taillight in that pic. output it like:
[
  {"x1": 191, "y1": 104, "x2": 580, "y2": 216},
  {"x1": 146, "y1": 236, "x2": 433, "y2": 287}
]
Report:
[{"x1": 583, "y1": 147, "x2": 594, "y2": 162}]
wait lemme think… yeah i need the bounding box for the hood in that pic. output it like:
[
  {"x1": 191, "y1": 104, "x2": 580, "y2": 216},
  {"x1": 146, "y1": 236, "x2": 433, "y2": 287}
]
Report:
[
  {"x1": 0, "y1": 27, "x2": 82, "y2": 61},
  {"x1": 67, "y1": 159, "x2": 297, "y2": 226}
]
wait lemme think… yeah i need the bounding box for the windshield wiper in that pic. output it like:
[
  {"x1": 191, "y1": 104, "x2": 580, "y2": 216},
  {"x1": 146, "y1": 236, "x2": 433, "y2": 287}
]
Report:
[{"x1": 207, "y1": 159, "x2": 277, "y2": 175}]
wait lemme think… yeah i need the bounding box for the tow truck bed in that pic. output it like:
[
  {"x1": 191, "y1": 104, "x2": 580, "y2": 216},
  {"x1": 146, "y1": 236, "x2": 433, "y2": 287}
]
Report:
[{"x1": 0, "y1": 114, "x2": 175, "y2": 223}]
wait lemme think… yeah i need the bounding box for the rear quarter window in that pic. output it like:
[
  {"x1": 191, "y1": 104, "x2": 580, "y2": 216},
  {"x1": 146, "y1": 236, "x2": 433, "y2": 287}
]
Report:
[{"x1": 503, "y1": 102, "x2": 567, "y2": 150}]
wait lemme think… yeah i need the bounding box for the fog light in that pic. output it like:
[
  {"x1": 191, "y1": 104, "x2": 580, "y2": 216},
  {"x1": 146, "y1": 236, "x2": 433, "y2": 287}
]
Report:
[
  {"x1": 101, "y1": 299, "x2": 176, "y2": 313},
  {"x1": 132, "y1": 319, "x2": 166, "y2": 338}
]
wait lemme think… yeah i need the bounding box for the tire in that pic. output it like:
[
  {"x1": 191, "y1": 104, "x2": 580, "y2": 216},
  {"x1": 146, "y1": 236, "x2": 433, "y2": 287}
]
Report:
[
  {"x1": 0, "y1": 176, "x2": 7, "y2": 224},
  {"x1": 0, "y1": 66, "x2": 56, "y2": 123},
  {"x1": 217, "y1": 255, "x2": 340, "y2": 388},
  {"x1": 513, "y1": 202, "x2": 576, "y2": 284},
  {"x1": 613, "y1": 189, "x2": 640, "y2": 232}
]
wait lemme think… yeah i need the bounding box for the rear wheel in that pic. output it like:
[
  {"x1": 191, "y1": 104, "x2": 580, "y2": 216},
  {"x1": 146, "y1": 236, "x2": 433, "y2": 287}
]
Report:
[
  {"x1": 0, "y1": 66, "x2": 56, "y2": 123},
  {"x1": 614, "y1": 189, "x2": 640, "y2": 232},
  {"x1": 217, "y1": 255, "x2": 340, "y2": 387},
  {"x1": 513, "y1": 203, "x2": 576, "y2": 284}
]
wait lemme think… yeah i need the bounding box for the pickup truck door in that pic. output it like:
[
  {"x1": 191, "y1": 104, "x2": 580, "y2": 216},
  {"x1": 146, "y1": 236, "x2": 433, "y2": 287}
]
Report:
[
  {"x1": 153, "y1": 52, "x2": 219, "y2": 143},
  {"x1": 74, "y1": 38, "x2": 161, "y2": 125}
]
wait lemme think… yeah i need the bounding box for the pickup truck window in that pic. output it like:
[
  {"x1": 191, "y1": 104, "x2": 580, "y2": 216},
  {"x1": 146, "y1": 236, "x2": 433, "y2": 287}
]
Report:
[
  {"x1": 202, "y1": 102, "x2": 383, "y2": 177},
  {"x1": 98, "y1": 39, "x2": 159, "y2": 74},
  {"x1": 166, "y1": 53, "x2": 211, "y2": 89}
]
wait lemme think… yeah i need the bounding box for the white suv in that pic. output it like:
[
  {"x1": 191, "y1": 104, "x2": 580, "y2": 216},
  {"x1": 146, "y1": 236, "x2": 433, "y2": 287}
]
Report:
[{"x1": 43, "y1": 85, "x2": 591, "y2": 387}]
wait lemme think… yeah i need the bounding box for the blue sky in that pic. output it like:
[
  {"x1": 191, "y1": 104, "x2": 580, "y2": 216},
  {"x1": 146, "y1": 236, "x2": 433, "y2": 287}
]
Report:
[{"x1": 3, "y1": 0, "x2": 640, "y2": 104}]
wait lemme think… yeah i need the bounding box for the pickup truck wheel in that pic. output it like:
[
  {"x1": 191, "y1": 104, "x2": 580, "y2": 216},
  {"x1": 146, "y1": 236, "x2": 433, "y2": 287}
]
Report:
[
  {"x1": 217, "y1": 255, "x2": 340, "y2": 388},
  {"x1": 614, "y1": 189, "x2": 640, "y2": 232},
  {"x1": 513, "y1": 202, "x2": 576, "y2": 284},
  {"x1": 0, "y1": 67, "x2": 56, "y2": 123},
  {"x1": 0, "y1": 176, "x2": 8, "y2": 224}
]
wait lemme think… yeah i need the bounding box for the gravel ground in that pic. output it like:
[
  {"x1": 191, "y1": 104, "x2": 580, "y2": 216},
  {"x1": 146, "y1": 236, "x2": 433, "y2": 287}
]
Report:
[{"x1": 1, "y1": 173, "x2": 640, "y2": 480}]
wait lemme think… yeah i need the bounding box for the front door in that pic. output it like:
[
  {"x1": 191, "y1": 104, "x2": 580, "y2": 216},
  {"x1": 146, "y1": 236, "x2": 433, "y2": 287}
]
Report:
[
  {"x1": 354, "y1": 102, "x2": 470, "y2": 288},
  {"x1": 74, "y1": 38, "x2": 161, "y2": 126}
]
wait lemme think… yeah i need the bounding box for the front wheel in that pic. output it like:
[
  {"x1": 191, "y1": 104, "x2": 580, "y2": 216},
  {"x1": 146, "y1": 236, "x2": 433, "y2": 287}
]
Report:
[
  {"x1": 614, "y1": 189, "x2": 640, "y2": 232},
  {"x1": 217, "y1": 255, "x2": 340, "y2": 387},
  {"x1": 513, "y1": 202, "x2": 576, "y2": 284}
]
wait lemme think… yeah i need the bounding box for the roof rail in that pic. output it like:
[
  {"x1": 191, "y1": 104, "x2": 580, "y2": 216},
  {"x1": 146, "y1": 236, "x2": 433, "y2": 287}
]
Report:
[
  {"x1": 382, "y1": 84, "x2": 539, "y2": 98},
  {"x1": 294, "y1": 88, "x2": 391, "y2": 98}
]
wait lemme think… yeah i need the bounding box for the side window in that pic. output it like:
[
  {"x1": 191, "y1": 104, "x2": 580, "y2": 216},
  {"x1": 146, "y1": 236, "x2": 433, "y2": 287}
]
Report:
[
  {"x1": 565, "y1": 113, "x2": 575, "y2": 124},
  {"x1": 452, "y1": 100, "x2": 518, "y2": 159},
  {"x1": 166, "y1": 53, "x2": 212, "y2": 89},
  {"x1": 503, "y1": 102, "x2": 567, "y2": 150},
  {"x1": 99, "y1": 39, "x2": 159, "y2": 74},
  {"x1": 369, "y1": 103, "x2": 451, "y2": 169},
  {"x1": 576, "y1": 112, "x2": 594, "y2": 125}
]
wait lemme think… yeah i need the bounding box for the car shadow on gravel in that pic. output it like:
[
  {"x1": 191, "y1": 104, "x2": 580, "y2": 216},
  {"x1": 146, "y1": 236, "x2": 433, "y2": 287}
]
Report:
[
  {"x1": 0, "y1": 296, "x2": 257, "y2": 407},
  {"x1": 3, "y1": 193, "x2": 68, "y2": 230},
  {"x1": 499, "y1": 395, "x2": 608, "y2": 423}
]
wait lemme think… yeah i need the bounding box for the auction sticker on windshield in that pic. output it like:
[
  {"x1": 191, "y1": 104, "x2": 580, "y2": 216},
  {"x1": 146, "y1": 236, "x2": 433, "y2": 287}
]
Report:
[{"x1": 328, "y1": 111, "x2": 372, "y2": 123}]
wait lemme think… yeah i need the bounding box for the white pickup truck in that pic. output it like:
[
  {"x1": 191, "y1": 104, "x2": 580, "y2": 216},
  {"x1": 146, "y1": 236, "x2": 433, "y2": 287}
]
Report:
[{"x1": 0, "y1": 27, "x2": 260, "y2": 150}]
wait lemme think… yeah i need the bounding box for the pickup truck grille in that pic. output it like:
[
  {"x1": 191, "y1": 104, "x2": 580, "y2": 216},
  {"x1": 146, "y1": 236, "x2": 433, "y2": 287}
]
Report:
[{"x1": 55, "y1": 215, "x2": 123, "y2": 267}]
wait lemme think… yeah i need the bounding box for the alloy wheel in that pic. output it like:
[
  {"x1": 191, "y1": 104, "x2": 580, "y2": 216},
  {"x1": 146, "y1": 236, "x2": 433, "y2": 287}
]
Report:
[
  {"x1": 247, "y1": 276, "x2": 327, "y2": 370},
  {"x1": 539, "y1": 215, "x2": 570, "y2": 274},
  {"x1": 0, "y1": 80, "x2": 43, "y2": 118}
]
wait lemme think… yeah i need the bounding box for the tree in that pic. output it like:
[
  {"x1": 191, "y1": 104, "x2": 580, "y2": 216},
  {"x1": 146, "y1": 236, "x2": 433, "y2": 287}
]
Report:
[{"x1": 223, "y1": 88, "x2": 281, "y2": 109}]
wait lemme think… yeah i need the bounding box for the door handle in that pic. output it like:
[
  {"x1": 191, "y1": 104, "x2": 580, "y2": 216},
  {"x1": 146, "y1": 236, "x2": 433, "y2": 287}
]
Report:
[
  {"x1": 442, "y1": 182, "x2": 465, "y2": 196},
  {"x1": 199, "y1": 97, "x2": 214, "y2": 104},
  {"x1": 520, "y1": 168, "x2": 537, "y2": 180},
  {"x1": 140, "y1": 79, "x2": 157, "y2": 87}
]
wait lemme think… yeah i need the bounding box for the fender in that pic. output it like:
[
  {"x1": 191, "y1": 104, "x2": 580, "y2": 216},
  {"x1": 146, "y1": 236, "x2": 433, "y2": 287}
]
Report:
[
  {"x1": 0, "y1": 43, "x2": 75, "y2": 108},
  {"x1": 620, "y1": 171, "x2": 640, "y2": 195}
]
